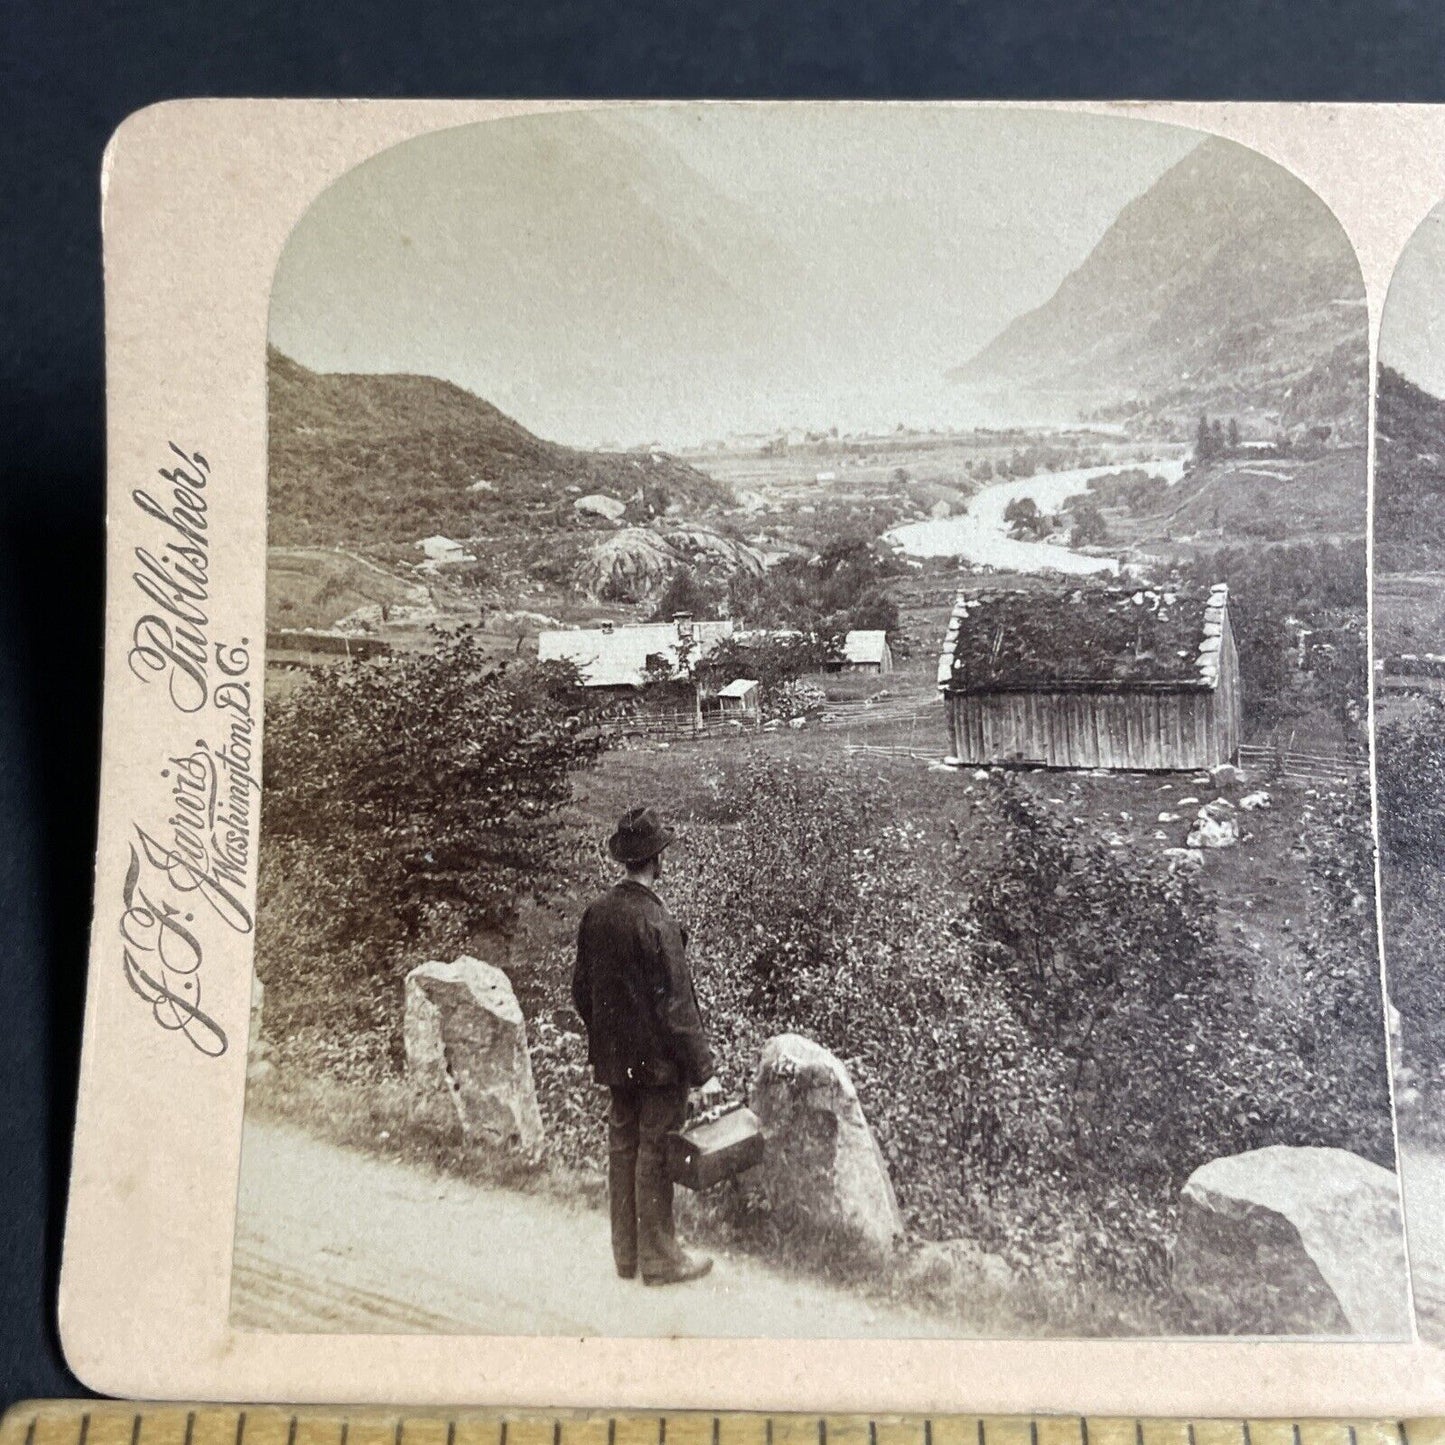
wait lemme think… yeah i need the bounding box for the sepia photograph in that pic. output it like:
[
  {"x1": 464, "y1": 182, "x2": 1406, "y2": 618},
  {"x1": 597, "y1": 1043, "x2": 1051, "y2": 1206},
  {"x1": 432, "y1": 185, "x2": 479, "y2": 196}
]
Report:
[
  {"x1": 1371, "y1": 201, "x2": 1445, "y2": 1344},
  {"x1": 229, "y1": 105, "x2": 1404, "y2": 1341}
]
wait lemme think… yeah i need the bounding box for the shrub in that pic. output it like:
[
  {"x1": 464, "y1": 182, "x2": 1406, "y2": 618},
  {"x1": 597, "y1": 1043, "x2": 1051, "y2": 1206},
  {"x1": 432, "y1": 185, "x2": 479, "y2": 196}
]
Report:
[{"x1": 257, "y1": 627, "x2": 610, "y2": 1055}]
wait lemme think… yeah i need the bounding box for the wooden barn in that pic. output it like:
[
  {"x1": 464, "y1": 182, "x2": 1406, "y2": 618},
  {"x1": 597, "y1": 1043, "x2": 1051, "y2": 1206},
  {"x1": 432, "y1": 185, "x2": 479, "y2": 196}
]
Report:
[{"x1": 937, "y1": 583, "x2": 1240, "y2": 771}]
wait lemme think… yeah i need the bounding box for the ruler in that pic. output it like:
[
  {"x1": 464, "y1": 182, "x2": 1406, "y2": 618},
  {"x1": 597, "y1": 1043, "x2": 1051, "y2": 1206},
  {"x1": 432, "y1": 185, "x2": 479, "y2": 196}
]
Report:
[{"x1": 5, "y1": 1406, "x2": 1445, "y2": 1445}]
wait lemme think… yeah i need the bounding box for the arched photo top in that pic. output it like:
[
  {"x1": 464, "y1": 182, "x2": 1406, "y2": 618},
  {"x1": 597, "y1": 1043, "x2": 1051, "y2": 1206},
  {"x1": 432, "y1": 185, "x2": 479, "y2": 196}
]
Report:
[{"x1": 266, "y1": 105, "x2": 1367, "y2": 498}]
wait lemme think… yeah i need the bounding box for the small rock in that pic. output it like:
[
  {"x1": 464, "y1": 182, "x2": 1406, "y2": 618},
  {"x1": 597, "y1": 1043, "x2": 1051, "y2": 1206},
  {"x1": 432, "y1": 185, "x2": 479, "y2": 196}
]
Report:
[
  {"x1": 1239, "y1": 791, "x2": 1272, "y2": 811},
  {"x1": 1159, "y1": 811, "x2": 1181, "y2": 823},
  {"x1": 1164, "y1": 846, "x2": 1205, "y2": 874},
  {"x1": 1188, "y1": 814, "x2": 1239, "y2": 849},
  {"x1": 1210, "y1": 762, "x2": 1244, "y2": 787}
]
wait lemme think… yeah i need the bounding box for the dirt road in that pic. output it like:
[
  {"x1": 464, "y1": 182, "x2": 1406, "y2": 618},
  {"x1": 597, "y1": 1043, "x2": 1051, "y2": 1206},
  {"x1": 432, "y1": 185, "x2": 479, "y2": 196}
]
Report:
[{"x1": 231, "y1": 1118, "x2": 962, "y2": 1337}]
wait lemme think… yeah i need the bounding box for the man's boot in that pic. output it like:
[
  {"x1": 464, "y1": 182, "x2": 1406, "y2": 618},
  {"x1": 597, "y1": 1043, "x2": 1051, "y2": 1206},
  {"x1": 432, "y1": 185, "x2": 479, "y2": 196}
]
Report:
[{"x1": 642, "y1": 1250, "x2": 714, "y2": 1287}]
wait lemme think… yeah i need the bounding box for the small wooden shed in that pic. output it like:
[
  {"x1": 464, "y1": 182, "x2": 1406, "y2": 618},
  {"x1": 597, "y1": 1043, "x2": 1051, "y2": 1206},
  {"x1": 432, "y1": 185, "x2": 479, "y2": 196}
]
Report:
[
  {"x1": 715, "y1": 678, "x2": 761, "y2": 720},
  {"x1": 937, "y1": 583, "x2": 1241, "y2": 772}
]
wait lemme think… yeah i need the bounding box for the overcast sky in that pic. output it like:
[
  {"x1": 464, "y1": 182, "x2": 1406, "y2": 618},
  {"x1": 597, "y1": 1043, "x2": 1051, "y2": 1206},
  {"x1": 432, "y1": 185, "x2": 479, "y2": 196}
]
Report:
[
  {"x1": 270, "y1": 105, "x2": 1201, "y2": 448},
  {"x1": 1381, "y1": 206, "x2": 1445, "y2": 399}
]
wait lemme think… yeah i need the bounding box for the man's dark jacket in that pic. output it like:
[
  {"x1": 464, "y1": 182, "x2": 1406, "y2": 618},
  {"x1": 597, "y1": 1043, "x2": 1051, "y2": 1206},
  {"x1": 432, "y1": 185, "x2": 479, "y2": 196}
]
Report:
[{"x1": 572, "y1": 879, "x2": 715, "y2": 1087}]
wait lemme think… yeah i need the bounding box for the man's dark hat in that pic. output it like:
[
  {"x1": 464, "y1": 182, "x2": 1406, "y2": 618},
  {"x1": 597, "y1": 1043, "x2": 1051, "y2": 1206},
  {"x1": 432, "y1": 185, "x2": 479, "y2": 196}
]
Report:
[{"x1": 608, "y1": 805, "x2": 677, "y2": 864}]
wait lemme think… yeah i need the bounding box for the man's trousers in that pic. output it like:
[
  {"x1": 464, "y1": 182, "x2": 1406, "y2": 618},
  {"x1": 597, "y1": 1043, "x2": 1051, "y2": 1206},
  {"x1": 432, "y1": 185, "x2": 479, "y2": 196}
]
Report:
[{"x1": 607, "y1": 1083, "x2": 689, "y2": 1278}]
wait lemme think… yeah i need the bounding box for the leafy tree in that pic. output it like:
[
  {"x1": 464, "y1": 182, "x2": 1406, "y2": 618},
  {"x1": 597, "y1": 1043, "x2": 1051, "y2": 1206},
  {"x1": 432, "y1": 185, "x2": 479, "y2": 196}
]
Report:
[
  {"x1": 258, "y1": 628, "x2": 610, "y2": 1046},
  {"x1": 1068, "y1": 502, "x2": 1109, "y2": 548},
  {"x1": 695, "y1": 633, "x2": 842, "y2": 693},
  {"x1": 1003, "y1": 496, "x2": 1048, "y2": 540},
  {"x1": 647, "y1": 569, "x2": 725, "y2": 622},
  {"x1": 1195, "y1": 413, "x2": 1216, "y2": 461},
  {"x1": 1227, "y1": 417, "x2": 1241, "y2": 452},
  {"x1": 1175, "y1": 539, "x2": 1367, "y2": 738},
  {"x1": 727, "y1": 535, "x2": 902, "y2": 640}
]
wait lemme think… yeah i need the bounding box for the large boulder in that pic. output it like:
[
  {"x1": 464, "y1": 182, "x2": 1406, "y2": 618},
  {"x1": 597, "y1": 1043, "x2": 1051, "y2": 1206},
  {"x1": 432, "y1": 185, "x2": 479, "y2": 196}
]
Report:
[
  {"x1": 750, "y1": 1034, "x2": 904, "y2": 1254},
  {"x1": 1174, "y1": 1145, "x2": 1410, "y2": 1337},
  {"x1": 403, "y1": 957, "x2": 544, "y2": 1153},
  {"x1": 575, "y1": 527, "x2": 681, "y2": 600},
  {"x1": 573, "y1": 492, "x2": 627, "y2": 522}
]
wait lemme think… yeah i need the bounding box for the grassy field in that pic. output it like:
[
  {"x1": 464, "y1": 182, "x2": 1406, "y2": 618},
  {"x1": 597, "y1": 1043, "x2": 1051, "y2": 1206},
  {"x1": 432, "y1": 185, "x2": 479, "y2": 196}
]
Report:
[
  {"x1": 499, "y1": 720, "x2": 1353, "y2": 1036},
  {"x1": 1106, "y1": 449, "x2": 1367, "y2": 550},
  {"x1": 1375, "y1": 572, "x2": 1445, "y2": 661}
]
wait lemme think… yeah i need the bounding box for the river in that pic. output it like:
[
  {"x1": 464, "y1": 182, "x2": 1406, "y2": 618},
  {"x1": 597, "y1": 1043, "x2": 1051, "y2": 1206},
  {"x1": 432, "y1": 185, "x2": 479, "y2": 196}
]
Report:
[{"x1": 884, "y1": 458, "x2": 1188, "y2": 575}]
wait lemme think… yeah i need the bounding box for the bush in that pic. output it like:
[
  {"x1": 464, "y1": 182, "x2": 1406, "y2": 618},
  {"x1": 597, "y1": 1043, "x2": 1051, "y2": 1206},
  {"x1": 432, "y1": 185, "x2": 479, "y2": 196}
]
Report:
[
  {"x1": 761, "y1": 679, "x2": 827, "y2": 722},
  {"x1": 1377, "y1": 702, "x2": 1445, "y2": 1132},
  {"x1": 257, "y1": 627, "x2": 610, "y2": 1057}
]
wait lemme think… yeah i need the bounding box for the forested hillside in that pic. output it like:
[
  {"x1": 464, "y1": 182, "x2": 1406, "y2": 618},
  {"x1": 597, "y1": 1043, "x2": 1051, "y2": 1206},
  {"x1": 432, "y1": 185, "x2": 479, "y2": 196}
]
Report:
[{"x1": 267, "y1": 349, "x2": 733, "y2": 546}]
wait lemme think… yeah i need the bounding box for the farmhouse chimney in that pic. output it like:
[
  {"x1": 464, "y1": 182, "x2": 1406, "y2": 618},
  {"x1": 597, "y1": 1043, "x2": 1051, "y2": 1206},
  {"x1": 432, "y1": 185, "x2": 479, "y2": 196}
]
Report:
[{"x1": 600, "y1": 621, "x2": 614, "y2": 635}]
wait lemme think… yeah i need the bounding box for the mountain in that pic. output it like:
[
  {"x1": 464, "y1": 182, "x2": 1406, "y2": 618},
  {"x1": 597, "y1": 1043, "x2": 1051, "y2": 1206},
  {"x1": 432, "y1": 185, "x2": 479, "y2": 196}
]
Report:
[
  {"x1": 1376, "y1": 364, "x2": 1445, "y2": 571},
  {"x1": 269, "y1": 112, "x2": 824, "y2": 449},
  {"x1": 948, "y1": 137, "x2": 1367, "y2": 440},
  {"x1": 267, "y1": 349, "x2": 733, "y2": 547}
]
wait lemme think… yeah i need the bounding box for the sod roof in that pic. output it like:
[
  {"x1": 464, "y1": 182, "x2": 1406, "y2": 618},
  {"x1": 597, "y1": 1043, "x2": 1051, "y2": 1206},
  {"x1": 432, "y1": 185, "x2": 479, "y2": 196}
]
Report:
[{"x1": 937, "y1": 583, "x2": 1229, "y2": 693}]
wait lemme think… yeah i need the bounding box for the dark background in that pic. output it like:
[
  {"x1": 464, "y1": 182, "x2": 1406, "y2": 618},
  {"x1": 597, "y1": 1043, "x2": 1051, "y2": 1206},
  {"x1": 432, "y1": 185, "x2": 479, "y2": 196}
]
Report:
[{"x1": 5, "y1": 0, "x2": 1445, "y2": 1407}]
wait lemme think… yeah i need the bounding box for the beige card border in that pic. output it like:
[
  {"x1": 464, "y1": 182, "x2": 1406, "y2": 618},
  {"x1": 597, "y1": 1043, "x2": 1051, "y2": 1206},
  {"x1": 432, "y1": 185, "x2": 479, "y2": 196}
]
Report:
[{"x1": 60, "y1": 97, "x2": 1445, "y2": 1412}]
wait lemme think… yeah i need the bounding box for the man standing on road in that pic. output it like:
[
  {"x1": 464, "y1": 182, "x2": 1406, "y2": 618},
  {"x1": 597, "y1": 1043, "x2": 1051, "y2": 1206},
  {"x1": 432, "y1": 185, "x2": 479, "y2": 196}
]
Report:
[{"x1": 572, "y1": 805, "x2": 722, "y2": 1286}]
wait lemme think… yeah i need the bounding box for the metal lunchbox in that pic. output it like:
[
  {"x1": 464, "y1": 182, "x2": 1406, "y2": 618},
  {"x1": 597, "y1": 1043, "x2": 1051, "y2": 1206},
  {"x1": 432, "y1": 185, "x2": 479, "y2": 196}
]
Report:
[{"x1": 665, "y1": 1101, "x2": 765, "y2": 1190}]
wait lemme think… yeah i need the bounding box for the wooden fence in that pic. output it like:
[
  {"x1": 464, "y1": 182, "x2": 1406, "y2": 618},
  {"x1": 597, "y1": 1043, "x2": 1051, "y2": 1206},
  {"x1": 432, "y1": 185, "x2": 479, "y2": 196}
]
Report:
[{"x1": 1236, "y1": 742, "x2": 1367, "y2": 786}]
